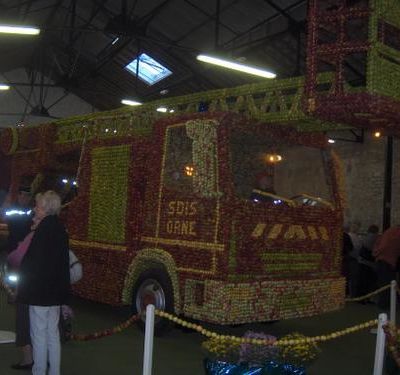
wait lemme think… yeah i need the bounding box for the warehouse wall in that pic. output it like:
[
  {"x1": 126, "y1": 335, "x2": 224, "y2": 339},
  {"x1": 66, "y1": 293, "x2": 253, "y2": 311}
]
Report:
[{"x1": 332, "y1": 131, "x2": 399, "y2": 232}]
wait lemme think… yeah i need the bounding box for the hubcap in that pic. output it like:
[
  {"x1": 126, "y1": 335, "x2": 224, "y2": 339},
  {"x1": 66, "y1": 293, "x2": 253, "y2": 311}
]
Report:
[{"x1": 136, "y1": 279, "x2": 166, "y2": 322}]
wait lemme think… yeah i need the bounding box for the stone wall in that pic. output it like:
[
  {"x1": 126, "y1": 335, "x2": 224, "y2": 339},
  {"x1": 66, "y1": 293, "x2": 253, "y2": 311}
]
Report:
[{"x1": 332, "y1": 131, "x2": 399, "y2": 232}]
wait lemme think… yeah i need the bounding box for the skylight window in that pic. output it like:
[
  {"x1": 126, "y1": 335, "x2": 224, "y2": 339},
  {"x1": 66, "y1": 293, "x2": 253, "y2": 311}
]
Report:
[{"x1": 125, "y1": 53, "x2": 172, "y2": 85}]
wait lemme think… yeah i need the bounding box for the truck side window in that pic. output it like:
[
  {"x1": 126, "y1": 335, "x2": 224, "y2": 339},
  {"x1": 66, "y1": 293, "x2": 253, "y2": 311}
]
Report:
[
  {"x1": 35, "y1": 173, "x2": 78, "y2": 204},
  {"x1": 164, "y1": 126, "x2": 194, "y2": 194},
  {"x1": 230, "y1": 129, "x2": 333, "y2": 205},
  {"x1": 163, "y1": 120, "x2": 220, "y2": 198},
  {"x1": 33, "y1": 149, "x2": 81, "y2": 204}
]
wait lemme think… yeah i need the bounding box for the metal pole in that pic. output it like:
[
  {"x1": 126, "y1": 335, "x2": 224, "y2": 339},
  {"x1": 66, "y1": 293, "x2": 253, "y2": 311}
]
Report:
[
  {"x1": 390, "y1": 280, "x2": 397, "y2": 326},
  {"x1": 373, "y1": 313, "x2": 387, "y2": 375},
  {"x1": 142, "y1": 304, "x2": 155, "y2": 375}
]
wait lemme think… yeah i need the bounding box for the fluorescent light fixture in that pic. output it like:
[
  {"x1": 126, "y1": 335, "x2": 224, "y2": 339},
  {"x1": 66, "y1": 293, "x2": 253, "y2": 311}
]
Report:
[
  {"x1": 0, "y1": 25, "x2": 40, "y2": 35},
  {"x1": 156, "y1": 107, "x2": 175, "y2": 113},
  {"x1": 197, "y1": 54, "x2": 276, "y2": 79},
  {"x1": 111, "y1": 37, "x2": 119, "y2": 45},
  {"x1": 5, "y1": 209, "x2": 31, "y2": 216},
  {"x1": 121, "y1": 99, "x2": 142, "y2": 106},
  {"x1": 0, "y1": 84, "x2": 10, "y2": 90},
  {"x1": 125, "y1": 53, "x2": 172, "y2": 85}
]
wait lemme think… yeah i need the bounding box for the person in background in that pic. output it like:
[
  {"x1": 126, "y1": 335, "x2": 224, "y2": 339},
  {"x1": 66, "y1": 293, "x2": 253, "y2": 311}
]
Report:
[
  {"x1": 373, "y1": 225, "x2": 400, "y2": 310},
  {"x1": 1, "y1": 187, "x2": 34, "y2": 370},
  {"x1": 250, "y1": 170, "x2": 277, "y2": 203},
  {"x1": 358, "y1": 225, "x2": 379, "y2": 300},
  {"x1": 347, "y1": 221, "x2": 362, "y2": 297},
  {"x1": 2, "y1": 187, "x2": 33, "y2": 254},
  {"x1": 17, "y1": 191, "x2": 70, "y2": 375},
  {"x1": 7, "y1": 226, "x2": 36, "y2": 370},
  {"x1": 348, "y1": 222, "x2": 363, "y2": 257},
  {"x1": 342, "y1": 227, "x2": 354, "y2": 297}
]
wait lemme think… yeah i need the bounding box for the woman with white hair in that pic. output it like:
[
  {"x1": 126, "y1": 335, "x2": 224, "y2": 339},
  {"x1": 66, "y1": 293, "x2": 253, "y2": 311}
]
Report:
[{"x1": 17, "y1": 191, "x2": 70, "y2": 375}]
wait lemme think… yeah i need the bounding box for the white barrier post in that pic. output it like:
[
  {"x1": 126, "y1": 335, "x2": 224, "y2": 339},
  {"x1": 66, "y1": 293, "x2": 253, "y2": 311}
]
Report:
[
  {"x1": 373, "y1": 313, "x2": 387, "y2": 375},
  {"x1": 390, "y1": 280, "x2": 397, "y2": 326},
  {"x1": 142, "y1": 304, "x2": 155, "y2": 375}
]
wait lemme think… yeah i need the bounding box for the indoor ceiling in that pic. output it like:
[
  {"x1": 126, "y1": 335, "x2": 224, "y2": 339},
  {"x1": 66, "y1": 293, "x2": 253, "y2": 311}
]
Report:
[{"x1": 0, "y1": 0, "x2": 311, "y2": 121}]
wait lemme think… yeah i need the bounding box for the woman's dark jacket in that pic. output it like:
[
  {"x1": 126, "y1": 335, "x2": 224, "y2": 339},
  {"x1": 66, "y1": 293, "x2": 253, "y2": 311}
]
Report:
[{"x1": 17, "y1": 215, "x2": 70, "y2": 306}]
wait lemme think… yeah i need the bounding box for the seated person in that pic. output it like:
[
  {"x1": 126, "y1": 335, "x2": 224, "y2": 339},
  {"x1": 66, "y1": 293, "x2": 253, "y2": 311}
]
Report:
[{"x1": 250, "y1": 172, "x2": 277, "y2": 203}]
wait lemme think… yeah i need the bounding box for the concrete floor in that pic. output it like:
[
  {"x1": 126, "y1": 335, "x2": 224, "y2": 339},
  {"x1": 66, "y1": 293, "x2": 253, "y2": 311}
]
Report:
[{"x1": 0, "y1": 287, "x2": 396, "y2": 375}]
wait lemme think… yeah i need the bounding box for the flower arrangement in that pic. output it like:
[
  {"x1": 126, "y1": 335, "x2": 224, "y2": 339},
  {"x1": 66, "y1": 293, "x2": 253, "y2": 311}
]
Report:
[
  {"x1": 278, "y1": 332, "x2": 320, "y2": 367},
  {"x1": 202, "y1": 336, "x2": 241, "y2": 364},
  {"x1": 202, "y1": 330, "x2": 319, "y2": 375},
  {"x1": 239, "y1": 331, "x2": 279, "y2": 366}
]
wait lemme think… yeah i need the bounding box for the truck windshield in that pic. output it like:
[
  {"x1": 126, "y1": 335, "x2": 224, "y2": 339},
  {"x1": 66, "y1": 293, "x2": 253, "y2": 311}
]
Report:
[{"x1": 230, "y1": 129, "x2": 334, "y2": 207}]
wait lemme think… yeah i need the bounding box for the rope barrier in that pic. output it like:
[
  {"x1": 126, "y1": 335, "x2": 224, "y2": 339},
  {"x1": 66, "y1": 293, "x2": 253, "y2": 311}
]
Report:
[
  {"x1": 345, "y1": 284, "x2": 391, "y2": 302},
  {"x1": 155, "y1": 309, "x2": 378, "y2": 346},
  {"x1": 69, "y1": 314, "x2": 140, "y2": 341}
]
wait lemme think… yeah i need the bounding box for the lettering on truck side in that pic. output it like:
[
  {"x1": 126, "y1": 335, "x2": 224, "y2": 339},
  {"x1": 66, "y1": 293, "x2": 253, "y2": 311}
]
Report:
[{"x1": 166, "y1": 200, "x2": 198, "y2": 236}]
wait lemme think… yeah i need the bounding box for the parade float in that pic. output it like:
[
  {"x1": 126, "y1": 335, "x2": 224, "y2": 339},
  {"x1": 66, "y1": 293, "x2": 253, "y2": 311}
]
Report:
[{"x1": 0, "y1": 0, "x2": 399, "y2": 335}]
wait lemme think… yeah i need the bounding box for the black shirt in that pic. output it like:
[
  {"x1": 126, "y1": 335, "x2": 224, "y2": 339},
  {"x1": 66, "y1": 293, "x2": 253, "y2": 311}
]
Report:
[{"x1": 17, "y1": 215, "x2": 70, "y2": 306}]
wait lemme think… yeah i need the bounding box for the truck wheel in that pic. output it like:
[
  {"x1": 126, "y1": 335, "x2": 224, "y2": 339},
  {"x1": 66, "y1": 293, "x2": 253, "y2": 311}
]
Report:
[{"x1": 132, "y1": 269, "x2": 174, "y2": 336}]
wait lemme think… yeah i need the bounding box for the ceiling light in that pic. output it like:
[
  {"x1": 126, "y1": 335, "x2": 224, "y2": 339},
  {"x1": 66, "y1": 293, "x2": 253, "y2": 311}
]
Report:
[
  {"x1": 121, "y1": 99, "x2": 142, "y2": 106},
  {"x1": 197, "y1": 54, "x2": 276, "y2": 79},
  {"x1": 0, "y1": 84, "x2": 10, "y2": 90},
  {"x1": 0, "y1": 25, "x2": 40, "y2": 35},
  {"x1": 374, "y1": 131, "x2": 381, "y2": 138},
  {"x1": 157, "y1": 107, "x2": 168, "y2": 113},
  {"x1": 328, "y1": 139, "x2": 336, "y2": 144},
  {"x1": 265, "y1": 154, "x2": 283, "y2": 163}
]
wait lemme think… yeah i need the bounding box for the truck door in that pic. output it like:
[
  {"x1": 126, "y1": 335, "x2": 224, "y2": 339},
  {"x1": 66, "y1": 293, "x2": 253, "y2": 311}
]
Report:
[{"x1": 142, "y1": 119, "x2": 223, "y2": 275}]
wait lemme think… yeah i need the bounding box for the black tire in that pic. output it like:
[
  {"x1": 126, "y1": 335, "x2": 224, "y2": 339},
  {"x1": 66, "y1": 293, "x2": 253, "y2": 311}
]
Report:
[{"x1": 131, "y1": 268, "x2": 174, "y2": 336}]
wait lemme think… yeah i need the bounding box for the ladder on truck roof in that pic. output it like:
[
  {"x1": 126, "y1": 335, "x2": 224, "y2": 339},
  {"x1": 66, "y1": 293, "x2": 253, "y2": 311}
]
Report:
[{"x1": 305, "y1": 0, "x2": 400, "y2": 137}]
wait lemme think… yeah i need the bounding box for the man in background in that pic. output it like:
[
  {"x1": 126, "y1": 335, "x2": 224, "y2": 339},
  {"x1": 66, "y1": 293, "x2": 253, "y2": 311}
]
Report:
[
  {"x1": 373, "y1": 225, "x2": 400, "y2": 309},
  {"x1": 2, "y1": 187, "x2": 33, "y2": 254}
]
